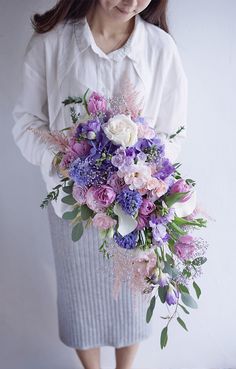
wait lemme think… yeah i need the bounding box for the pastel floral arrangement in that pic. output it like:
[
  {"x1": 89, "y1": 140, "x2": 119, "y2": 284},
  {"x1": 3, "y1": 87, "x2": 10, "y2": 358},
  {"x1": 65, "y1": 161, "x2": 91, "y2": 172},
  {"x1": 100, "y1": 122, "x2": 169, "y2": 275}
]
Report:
[{"x1": 29, "y1": 82, "x2": 210, "y2": 349}]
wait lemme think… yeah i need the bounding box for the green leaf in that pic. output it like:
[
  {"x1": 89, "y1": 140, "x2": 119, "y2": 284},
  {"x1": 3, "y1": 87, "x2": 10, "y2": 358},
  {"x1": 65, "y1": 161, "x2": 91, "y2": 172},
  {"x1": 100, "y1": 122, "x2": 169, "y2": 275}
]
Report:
[
  {"x1": 192, "y1": 257, "x2": 207, "y2": 266},
  {"x1": 163, "y1": 262, "x2": 180, "y2": 279},
  {"x1": 62, "y1": 185, "x2": 73, "y2": 194},
  {"x1": 61, "y1": 195, "x2": 77, "y2": 205},
  {"x1": 178, "y1": 303, "x2": 190, "y2": 314},
  {"x1": 169, "y1": 222, "x2": 187, "y2": 235},
  {"x1": 181, "y1": 292, "x2": 198, "y2": 309},
  {"x1": 178, "y1": 284, "x2": 189, "y2": 294},
  {"x1": 177, "y1": 317, "x2": 188, "y2": 331},
  {"x1": 164, "y1": 192, "x2": 190, "y2": 207},
  {"x1": 160, "y1": 326, "x2": 168, "y2": 349},
  {"x1": 158, "y1": 286, "x2": 168, "y2": 304},
  {"x1": 166, "y1": 253, "x2": 174, "y2": 265},
  {"x1": 72, "y1": 222, "x2": 84, "y2": 242},
  {"x1": 193, "y1": 281, "x2": 201, "y2": 299},
  {"x1": 80, "y1": 205, "x2": 93, "y2": 220},
  {"x1": 146, "y1": 296, "x2": 156, "y2": 323},
  {"x1": 62, "y1": 207, "x2": 80, "y2": 220}
]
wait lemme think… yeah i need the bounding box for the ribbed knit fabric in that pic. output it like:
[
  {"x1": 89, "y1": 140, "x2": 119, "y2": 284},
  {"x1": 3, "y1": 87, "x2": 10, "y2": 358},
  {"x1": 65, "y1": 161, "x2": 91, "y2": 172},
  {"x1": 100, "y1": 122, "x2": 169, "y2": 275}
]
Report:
[{"x1": 47, "y1": 202, "x2": 153, "y2": 349}]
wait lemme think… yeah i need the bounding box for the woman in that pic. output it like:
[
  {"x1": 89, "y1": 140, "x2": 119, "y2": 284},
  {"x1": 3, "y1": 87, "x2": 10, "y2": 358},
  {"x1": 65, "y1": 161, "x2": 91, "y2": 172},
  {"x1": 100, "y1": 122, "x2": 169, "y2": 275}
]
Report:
[{"x1": 11, "y1": 1, "x2": 188, "y2": 368}]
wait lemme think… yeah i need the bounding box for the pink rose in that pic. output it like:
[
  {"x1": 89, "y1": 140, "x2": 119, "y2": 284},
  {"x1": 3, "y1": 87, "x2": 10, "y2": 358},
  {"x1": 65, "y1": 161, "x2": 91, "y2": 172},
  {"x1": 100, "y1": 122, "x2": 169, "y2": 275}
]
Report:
[
  {"x1": 93, "y1": 213, "x2": 116, "y2": 230},
  {"x1": 72, "y1": 184, "x2": 88, "y2": 204},
  {"x1": 139, "y1": 199, "x2": 155, "y2": 216},
  {"x1": 86, "y1": 185, "x2": 116, "y2": 212},
  {"x1": 68, "y1": 137, "x2": 91, "y2": 157},
  {"x1": 170, "y1": 179, "x2": 193, "y2": 202},
  {"x1": 87, "y1": 92, "x2": 107, "y2": 115},
  {"x1": 174, "y1": 235, "x2": 195, "y2": 260}
]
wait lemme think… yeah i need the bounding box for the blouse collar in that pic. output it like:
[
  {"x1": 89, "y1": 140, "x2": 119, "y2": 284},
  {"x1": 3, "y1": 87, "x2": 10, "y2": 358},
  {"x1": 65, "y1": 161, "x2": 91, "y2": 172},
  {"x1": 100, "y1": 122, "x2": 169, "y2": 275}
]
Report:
[{"x1": 73, "y1": 13, "x2": 146, "y2": 62}]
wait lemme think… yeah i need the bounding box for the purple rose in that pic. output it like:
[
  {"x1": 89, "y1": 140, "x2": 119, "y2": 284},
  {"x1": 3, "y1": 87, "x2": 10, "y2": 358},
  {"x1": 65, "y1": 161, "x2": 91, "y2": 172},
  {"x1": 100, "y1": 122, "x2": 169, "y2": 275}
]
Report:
[
  {"x1": 170, "y1": 179, "x2": 193, "y2": 202},
  {"x1": 87, "y1": 92, "x2": 107, "y2": 115},
  {"x1": 86, "y1": 185, "x2": 116, "y2": 212},
  {"x1": 174, "y1": 234, "x2": 195, "y2": 260},
  {"x1": 139, "y1": 199, "x2": 156, "y2": 216}
]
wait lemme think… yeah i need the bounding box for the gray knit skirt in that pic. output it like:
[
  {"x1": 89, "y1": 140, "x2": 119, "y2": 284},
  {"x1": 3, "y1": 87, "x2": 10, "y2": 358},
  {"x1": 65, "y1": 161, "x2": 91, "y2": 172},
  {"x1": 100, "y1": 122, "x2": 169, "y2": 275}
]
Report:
[{"x1": 47, "y1": 202, "x2": 153, "y2": 350}]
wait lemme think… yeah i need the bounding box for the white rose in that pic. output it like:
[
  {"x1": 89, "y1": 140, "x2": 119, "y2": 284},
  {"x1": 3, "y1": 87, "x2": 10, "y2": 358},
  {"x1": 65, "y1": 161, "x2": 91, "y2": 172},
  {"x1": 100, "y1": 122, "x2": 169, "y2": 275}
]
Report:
[{"x1": 103, "y1": 114, "x2": 138, "y2": 147}]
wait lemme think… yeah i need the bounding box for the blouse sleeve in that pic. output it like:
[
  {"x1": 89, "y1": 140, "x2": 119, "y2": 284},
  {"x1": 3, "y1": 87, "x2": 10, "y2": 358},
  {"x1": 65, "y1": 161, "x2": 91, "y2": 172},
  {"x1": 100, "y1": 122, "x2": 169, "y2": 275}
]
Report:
[
  {"x1": 155, "y1": 38, "x2": 188, "y2": 163},
  {"x1": 11, "y1": 32, "x2": 55, "y2": 172}
]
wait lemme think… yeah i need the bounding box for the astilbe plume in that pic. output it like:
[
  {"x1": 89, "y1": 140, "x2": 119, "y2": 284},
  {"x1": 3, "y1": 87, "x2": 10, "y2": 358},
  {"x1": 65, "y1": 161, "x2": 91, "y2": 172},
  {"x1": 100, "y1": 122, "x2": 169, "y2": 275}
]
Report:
[
  {"x1": 27, "y1": 127, "x2": 70, "y2": 152},
  {"x1": 109, "y1": 75, "x2": 144, "y2": 119}
]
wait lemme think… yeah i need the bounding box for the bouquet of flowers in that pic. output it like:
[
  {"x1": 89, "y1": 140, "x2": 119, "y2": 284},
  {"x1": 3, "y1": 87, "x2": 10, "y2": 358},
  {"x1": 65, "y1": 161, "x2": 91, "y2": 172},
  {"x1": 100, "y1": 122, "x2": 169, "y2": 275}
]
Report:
[{"x1": 29, "y1": 82, "x2": 210, "y2": 349}]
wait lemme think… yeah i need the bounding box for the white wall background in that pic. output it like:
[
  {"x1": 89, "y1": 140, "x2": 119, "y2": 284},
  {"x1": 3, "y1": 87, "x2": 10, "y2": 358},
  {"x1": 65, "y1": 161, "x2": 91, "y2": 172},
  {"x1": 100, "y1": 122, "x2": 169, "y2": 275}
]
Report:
[{"x1": 1, "y1": 0, "x2": 236, "y2": 368}]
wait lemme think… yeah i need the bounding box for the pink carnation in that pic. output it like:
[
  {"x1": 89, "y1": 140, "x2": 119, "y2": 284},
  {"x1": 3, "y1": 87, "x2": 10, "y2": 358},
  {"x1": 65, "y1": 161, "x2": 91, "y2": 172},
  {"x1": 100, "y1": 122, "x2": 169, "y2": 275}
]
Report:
[{"x1": 93, "y1": 213, "x2": 116, "y2": 230}]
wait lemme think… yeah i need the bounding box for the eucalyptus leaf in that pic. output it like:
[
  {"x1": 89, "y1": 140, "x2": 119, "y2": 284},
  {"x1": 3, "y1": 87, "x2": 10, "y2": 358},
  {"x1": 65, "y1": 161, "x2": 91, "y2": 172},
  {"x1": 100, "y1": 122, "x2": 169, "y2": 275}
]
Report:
[
  {"x1": 80, "y1": 205, "x2": 93, "y2": 220},
  {"x1": 62, "y1": 195, "x2": 77, "y2": 205},
  {"x1": 62, "y1": 207, "x2": 80, "y2": 220},
  {"x1": 72, "y1": 222, "x2": 84, "y2": 242},
  {"x1": 158, "y1": 286, "x2": 168, "y2": 304},
  {"x1": 192, "y1": 257, "x2": 207, "y2": 266},
  {"x1": 146, "y1": 296, "x2": 156, "y2": 323},
  {"x1": 160, "y1": 326, "x2": 168, "y2": 349},
  {"x1": 181, "y1": 292, "x2": 198, "y2": 309},
  {"x1": 178, "y1": 284, "x2": 189, "y2": 294},
  {"x1": 62, "y1": 185, "x2": 73, "y2": 194},
  {"x1": 193, "y1": 281, "x2": 201, "y2": 299},
  {"x1": 177, "y1": 317, "x2": 188, "y2": 331},
  {"x1": 178, "y1": 303, "x2": 190, "y2": 314}
]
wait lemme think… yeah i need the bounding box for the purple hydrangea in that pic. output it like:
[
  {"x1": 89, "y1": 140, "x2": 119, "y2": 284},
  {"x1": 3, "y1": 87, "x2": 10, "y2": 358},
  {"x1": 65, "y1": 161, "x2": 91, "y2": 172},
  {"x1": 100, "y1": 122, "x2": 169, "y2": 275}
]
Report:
[
  {"x1": 116, "y1": 188, "x2": 142, "y2": 216},
  {"x1": 113, "y1": 230, "x2": 138, "y2": 249},
  {"x1": 135, "y1": 138, "x2": 165, "y2": 163},
  {"x1": 76, "y1": 118, "x2": 101, "y2": 138},
  {"x1": 69, "y1": 155, "x2": 114, "y2": 187},
  {"x1": 154, "y1": 158, "x2": 175, "y2": 180}
]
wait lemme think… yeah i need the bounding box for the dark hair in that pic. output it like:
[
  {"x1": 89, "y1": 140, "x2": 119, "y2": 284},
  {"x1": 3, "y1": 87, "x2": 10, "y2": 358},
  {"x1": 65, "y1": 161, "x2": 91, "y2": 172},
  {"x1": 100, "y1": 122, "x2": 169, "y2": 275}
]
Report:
[{"x1": 31, "y1": 0, "x2": 169, "y2": 34}]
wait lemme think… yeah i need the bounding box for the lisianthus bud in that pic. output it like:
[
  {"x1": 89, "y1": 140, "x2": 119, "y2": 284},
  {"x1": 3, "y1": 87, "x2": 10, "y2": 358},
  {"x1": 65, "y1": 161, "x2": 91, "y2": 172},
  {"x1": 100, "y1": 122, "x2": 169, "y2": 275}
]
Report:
[{"x1": 87, "y1": 131, "x2": 96, "y2": 140}]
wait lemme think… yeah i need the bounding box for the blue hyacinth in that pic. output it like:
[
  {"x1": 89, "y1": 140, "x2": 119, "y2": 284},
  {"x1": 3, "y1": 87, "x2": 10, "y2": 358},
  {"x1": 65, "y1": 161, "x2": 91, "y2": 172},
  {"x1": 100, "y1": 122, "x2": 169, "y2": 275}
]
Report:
[
  {"x1": 116, "y1": 188, "x2": 142, "y2": 216},
  {"x1": 113, "y1": 230, "x2": 138, "y2": 249}
]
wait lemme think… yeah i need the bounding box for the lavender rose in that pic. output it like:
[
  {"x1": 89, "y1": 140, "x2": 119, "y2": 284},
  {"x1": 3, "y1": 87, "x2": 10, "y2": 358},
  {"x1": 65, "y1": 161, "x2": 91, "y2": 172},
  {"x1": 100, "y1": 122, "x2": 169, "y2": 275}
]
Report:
[
  {"x1": 68, "y1": 137, "x2": 91, "y2": 157},
  {"x1": 139, "y1": 199, "x2": 156, "y2": 216},
  {"x1": 86, "y1": 185, "x2": 116, "y2": 212},
  {"x1": 87, "y1": 92, "x2": 107, "y2": 115}
]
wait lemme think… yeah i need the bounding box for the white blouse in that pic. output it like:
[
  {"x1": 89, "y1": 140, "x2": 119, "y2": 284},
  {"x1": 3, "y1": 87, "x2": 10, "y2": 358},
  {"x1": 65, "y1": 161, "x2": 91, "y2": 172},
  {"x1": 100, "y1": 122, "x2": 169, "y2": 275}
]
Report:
[{"x1": 11, "y1": 14, "x2": 188, "y2": 219}]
